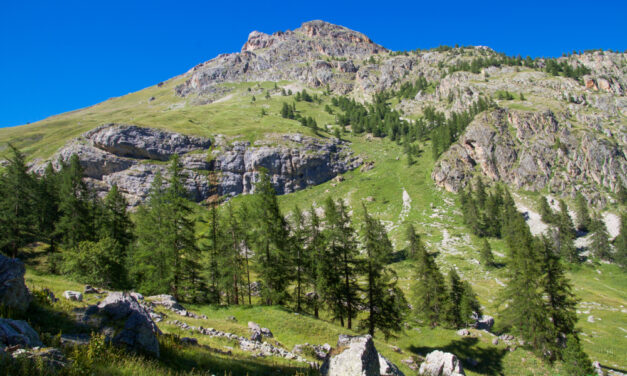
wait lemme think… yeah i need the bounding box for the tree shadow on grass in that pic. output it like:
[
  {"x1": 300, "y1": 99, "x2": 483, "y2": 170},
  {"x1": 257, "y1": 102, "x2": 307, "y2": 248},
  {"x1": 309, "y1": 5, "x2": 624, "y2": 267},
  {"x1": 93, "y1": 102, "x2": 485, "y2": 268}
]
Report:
[{"x1": 409, "y1": 337, "x2": 507, "y2": 376}]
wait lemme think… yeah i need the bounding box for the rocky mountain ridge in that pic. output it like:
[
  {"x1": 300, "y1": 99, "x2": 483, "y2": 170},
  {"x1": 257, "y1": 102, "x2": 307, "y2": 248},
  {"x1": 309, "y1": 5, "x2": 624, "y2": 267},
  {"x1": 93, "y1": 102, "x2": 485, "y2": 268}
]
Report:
[{"x1": 31, "y1": 124, "x2": 361, "y2": 206}]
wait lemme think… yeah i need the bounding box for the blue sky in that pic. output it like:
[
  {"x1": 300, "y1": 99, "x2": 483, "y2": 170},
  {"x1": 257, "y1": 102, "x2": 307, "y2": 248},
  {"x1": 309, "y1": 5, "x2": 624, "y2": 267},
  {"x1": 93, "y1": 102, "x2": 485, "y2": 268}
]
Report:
[{"x1": 1, "y1": 0, "x2": 625, "y2": 128}]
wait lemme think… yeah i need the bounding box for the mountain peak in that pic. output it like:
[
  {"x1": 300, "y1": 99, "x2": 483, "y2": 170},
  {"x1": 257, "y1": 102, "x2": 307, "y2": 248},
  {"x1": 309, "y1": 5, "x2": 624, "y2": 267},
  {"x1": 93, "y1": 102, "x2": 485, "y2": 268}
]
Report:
[{"x1": 241, "y1": 20, "x2": 385, "y2": 54}]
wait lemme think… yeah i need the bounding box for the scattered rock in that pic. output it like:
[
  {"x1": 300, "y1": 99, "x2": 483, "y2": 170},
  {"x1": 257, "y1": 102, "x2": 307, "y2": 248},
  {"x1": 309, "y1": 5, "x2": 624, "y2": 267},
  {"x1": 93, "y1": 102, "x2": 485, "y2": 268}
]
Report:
[
  {"x1": 492, "y1": 338, "x2": 499, "y2": 345},
  {"x1": 226, "y1": 316, "x2": 237, "y2": 322},
  {"x1": 260, "y1": 327, "x2": 273, "y2": 338},
  {"x1": 472, "y1": 315, "x2": 494, "y2": 331},
  {"x1": 360, "y1": 161, "x2": 375, "y2": 172},
  {"x1": 0, "y1": 254, "x2": 31, "y2": 312},
  {"x1": 320, "y1": 334, "x2": 380, "y2": 376},
  {"x1": 84, "y1": 285, "x2": 99, "y2": 294},
  {"x1": 401, "y1": 357, "x2": 419, "y2": 370},
  {"x1": 0, "y1": 318, "x2": 43, "y2": 347},
  {"x1": 250, "y1": 330, "x2": 262, "y2": 342},
  {"x1": 456, "y1": 329, "x2": 470, "y2": 336},
  {"x1": 419, "y1": 350, "x2": 465, "y2": 376},
  {"x1": 248, "y1": 321, "x2": 261, "y2": 332},
  {"x1": 92, "y1": 292, "x2": 161, "y2": 358},
  {"x1": 587, "y1": 315, "x2": 595, "y2": 323},
  {"x1": 11, "y1": 347, "x2": 67, "y2": 370},
  {"x1": 63, "y1": 291, "x2": 83, "y2": 302},
  {"x1": 379, "y1": 352, "x2": 405, "y2": 376}
]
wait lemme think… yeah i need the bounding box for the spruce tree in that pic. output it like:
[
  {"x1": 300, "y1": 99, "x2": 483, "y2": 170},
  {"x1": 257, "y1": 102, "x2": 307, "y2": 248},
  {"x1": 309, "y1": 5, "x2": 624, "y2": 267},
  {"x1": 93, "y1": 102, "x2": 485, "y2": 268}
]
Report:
[
  {"x1": 100, "y1": 185, "x2": 133, "y2": 253},
  {"x1": 574, "y1": 193, "x2": 591, "y2": 233},
  {"x1": 251, "y1": 169, "x2": 291, "y2": 305},
  {"x1": 405, "y1": 223, "x2": 425, "y2": 260},
  {"x1": 459, "y1": 281, "x2": 481, "y2": 327},
  {"x1": 130, "y1": 172, "x2": 172, "y2": 295},
  {"x1": 615, "y1": 213, "x2": 627, "y2": 269},
  {"x1": 0, "y1": 144, "x2": 37, "y2": 258},
  {"x1": 56, "y1": 154, "x2": 93, "y2": 250},
  {"x1": 361, "y1": 205, "x2": 407, "y2": 338},
  {"x1": 556, "y1": 200, "x2": 577, "y2": 262},
  {"x1": 319, "y1": 197, "x2": 359, "y2": 328},
  {"x1": 480, "y1": 238, "x2": 495, "y2": 268},
  {"x1": 561, "y1": 335, "x2": 594, "y2": 376},
  {"x1": 590, "y1": 215, "x2": 611, "y2": 261},
  {"x1": 413, "y1": 237, "x2": 448, "y2": 327},
  {"x1": 221, "y1": 203, "x2": 247, "y2": 305},
  {"x1": 539, "y1": 236, "x2": 578, "y2": 356},
  {"x1": 539, "y1": 196, "x2": 554, "y2": 224},
  {"x1": 447, "y1": 268, "x2": 464, "y2": 327}
]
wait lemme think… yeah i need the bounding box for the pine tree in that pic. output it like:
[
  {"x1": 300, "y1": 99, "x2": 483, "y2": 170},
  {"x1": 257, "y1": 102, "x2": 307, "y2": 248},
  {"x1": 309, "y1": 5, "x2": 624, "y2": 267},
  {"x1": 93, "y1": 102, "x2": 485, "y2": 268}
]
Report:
[
  {"x1": 221, "y1": 203, "x2": 247, "y2": 305},
  {"x1": 447, "y1": 268, "x2": 464, "y2": 327},
  {"x1": 538, "y1": 236, "x2": 578, "y2": 356},
  {"x1": 306, "y1": 206, "x2": 324, "y2": 317},
  {"x1": 561, "y1": 335, "x2": 595, "y2": 376},
  {"x1": 199, "y1": 203, "x2": 222, "y2": 303},
  {"x1": 290, "y1": 206, "x2": 307, "y2": 312},
  {"x1": 361, "y1": 205, "x2": 407, "y2": 338},
  {"x1": 319, "y1": 197, "x2": 359, "y2": 328},
  {"x1": 56, "y1": 154, "x2": 93, "y2": 250},
  {"x1": 100, "y1": 185, "x2": 133, "y2": 253},
  {"x1": 413, "y1": 238, "x2": 448, "y2": 327},
  {"x1": 480, "y1": 238, "x2": 495, "y2": 268},
  {"x1": 0, "y1": 144, "x2": 37, "y2": 258},
  {"x1": 615, "y1": 213, "x2": 627, "y2": 269},
  {"x1": 574, "y1": 193, "x2": 591, "y2": 233},
  {"x1": 37, "y1": 163, "x2": 61, "y2": 252},
  {"x1": 459, "y1": 281, "x2": 481, "y2": 327},
  {"x1": 539, "y1": 196, "x2": 555, "y2": 224},
  {"x1": 590, "y1": 215, "x2": 611, "y2": 261},
  {"x1": 251, "y1": 169, "x2": 291, "y2": 305},
  {"x1": 556, "y1": 200, "x2": 577, "y2": 262},
  {"x1": 500, "y1": 195, "x2": 553, "y2": 355},
  {"x1": 164, "y1": 154, "x2": 201, "y2": 301}
]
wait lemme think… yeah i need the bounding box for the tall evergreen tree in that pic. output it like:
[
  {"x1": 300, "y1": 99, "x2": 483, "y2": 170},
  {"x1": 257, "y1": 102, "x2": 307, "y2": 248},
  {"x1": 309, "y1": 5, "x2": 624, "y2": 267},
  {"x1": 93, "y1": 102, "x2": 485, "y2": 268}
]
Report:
[
  {"x1": 538, "y1": 236, "x2": 578, "y2": 356},
  {"x1": 199, "y1": 203, "x2": 222, "y2": 303},
  {"x1": 361, "y1": 205, "x2": 407, "y2": 338},
  {"x1": 37, "y1": 163, "x2": 61, "y2": 252},
  {"x1": 573, "y1": 193, "x2": 591, "y2": 233},
  {"x1": 0, "y1": 145, "x2": 37, "y2": 258},
  {"x1": 221, "y1": 203, "x2": 247, "y2": 305},
  {"x1": 590, "y1": 215, "x2": 611, "y2": 261},
  {"x1": 251, "y1": 169, "x2": 291, "y2": 305},
  {"x1": 615, "y1": 213, "x2": 627, "y2": 269},
  {"x1": 480, "y1": 238, "x2": 495, "y2": 268},
  {"x1": 56, "y1": 154, "x2": 93, "y2": 250},
  {"x1": 413, "y1": 237, "x2": 448, "y2": 327},
  {"x1": 538, "y1": 196, "x2": 555, "y2": 224},
  {"x1": 405, "y1": 223, "x2": 426, "y2": 260},
  {"x1": 319, "y1": 197, "x2": 359, "y2": 328},
  {"x1": 561, "y1": 335, "x2": 595, "y2": 376},
  {"x1": 500, "y1": 194, "x2": 553, "y2": 355},
  {"x1": 100, "y1": 185, "x2": 133, "y2": 252},
  {"x1": 290, "y1": 206, "x2": 307, "y2": 312},
  {"x1": 556, "y1": 200, "x2": 577, "y2": 262},
  {"x1": 306, "y1": 206, "x2": 324, "y2": 317}
]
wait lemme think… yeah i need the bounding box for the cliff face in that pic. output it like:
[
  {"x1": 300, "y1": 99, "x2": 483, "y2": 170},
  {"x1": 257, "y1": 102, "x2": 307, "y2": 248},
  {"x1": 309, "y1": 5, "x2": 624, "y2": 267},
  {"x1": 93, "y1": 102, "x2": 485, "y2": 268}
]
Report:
[
  {"x1": 432, "y1": 109, "x2": 626, "y2": 206},
  {"x1": 32, "y1": 125, "x2": 361, "y2": 206}
]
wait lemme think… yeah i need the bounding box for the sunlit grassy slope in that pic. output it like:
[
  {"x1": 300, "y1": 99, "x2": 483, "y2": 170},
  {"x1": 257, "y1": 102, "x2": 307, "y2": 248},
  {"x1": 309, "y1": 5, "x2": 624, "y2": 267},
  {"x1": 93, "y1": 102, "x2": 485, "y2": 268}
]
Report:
[{"x1": 4, "y1": 78, "x2": 626, "y2": 375}]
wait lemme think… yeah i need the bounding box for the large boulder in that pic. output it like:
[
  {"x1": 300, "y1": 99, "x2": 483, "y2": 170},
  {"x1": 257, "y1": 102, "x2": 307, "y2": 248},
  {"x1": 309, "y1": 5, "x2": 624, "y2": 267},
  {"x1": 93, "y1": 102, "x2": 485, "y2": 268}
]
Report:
[
  {"x1": 321, "y1": 335, "x2": 380, "y2": 376},
  {"x1": 321, "y1": 334, "x2": 404, "y2": 376},
  {"x1": 94, "y1": 292, "x2": 161, "y2": 357},
  {"x1": 419, "y1": 350, "x2": 465, "y2": 376},
  {"x1": 0, "y1": 318, "x2": 43, "y2": 347},
  {"x1": 0, "y1": 254, "x2": 30, "y2": 312}
]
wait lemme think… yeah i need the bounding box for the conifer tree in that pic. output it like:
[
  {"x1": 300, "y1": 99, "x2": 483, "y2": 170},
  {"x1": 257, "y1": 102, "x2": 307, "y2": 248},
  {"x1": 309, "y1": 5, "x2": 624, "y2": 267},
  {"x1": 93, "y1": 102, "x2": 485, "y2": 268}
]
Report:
[
  {"x1": 199, "y1": 203, "x2": 222, "y2": 303},
  {"x1": 290, "y1": 206, "x2": 307, "y2": 312},
  {"x1": 538, "y1": 236, "x2": 578, "y2": 355},
  {"x1": 556, "y1": 200, "x2": 577, "y2": 262},
  {"x1": 318, "y1": 197, "x2": 359, "y2": 328},
  {"x1": 574, "y1": 193, "x2": 591, "y2": 232},
  {"x1": 100, "y1": 185, "x2": 133, "y2": 253},
  {"x1": 0, "y1": 144, "x2": 37, "y2": 258},
  {"x1": 361, "y1": 205, "x2": 407, "y2": 338},
  {"x1": 130, "y1": 172, "x2": 172, "y2": 295},
  {"x1": 561, "y1": 335, "x2": 595, "y2": 376},
  {"x1": 500, "y1": 194, "x2": 553, "y2": 354},
  {"x1": 56, "y1": 154, "x2": 93, "y2": 250},
  {"x1": 221, "y1": 203, "x2": 247, "y2": 305},
  {"x1": 590, "y1": 215, "x2": 611, "y2": 261},
  {"x1": 413, "y1": 237, "x2": 448, "y2": 327},
  {"x1": 447, "y1": 268, "x2": 464, "y2": 327},
  {"x1": 539, "y1": 196, "x2": 555, "y2": 224},
  {"x1": 459, "y1": 281, "x2": 481, "y2": 327},
  {"x1": 306, "y1": 206, "x2": 324, "y2": 317},
  {"x1": 480, "y1": 238, "x2": 495, "y2": 268},
  {"x1": 615, "y1": 213, "x2": 627, "y2": 269},
  {"x1": 252, "y1": 169, "x2": 291, "y2": 305},
  {"x1": 37, "y1": 163, "x2": 61, "y2": 252}
]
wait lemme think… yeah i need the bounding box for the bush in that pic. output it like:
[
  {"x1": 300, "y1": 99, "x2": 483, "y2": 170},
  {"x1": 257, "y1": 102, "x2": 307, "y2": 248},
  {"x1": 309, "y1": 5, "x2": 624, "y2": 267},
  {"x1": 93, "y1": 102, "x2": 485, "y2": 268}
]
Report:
[{"x1": 62, "y1": 237, "x2": 127, "y2": 289}]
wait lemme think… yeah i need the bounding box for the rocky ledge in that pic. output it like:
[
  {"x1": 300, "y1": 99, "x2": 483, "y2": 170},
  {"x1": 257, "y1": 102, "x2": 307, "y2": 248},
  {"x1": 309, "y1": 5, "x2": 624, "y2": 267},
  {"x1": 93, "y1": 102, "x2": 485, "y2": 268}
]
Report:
[
  {"x1": 432, "y1": 108, "x2": 626, "y2": 206},
  {"x1": 31, "y1": 124, "x2": 361, "y2": 206}
]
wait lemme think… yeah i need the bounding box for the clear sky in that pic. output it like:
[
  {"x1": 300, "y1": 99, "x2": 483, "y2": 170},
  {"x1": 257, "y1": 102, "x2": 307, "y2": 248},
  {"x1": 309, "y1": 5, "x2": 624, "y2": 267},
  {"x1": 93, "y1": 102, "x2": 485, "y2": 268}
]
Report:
[{"x1": 1, "y1": 0, "x2": 625, "y2": 128}]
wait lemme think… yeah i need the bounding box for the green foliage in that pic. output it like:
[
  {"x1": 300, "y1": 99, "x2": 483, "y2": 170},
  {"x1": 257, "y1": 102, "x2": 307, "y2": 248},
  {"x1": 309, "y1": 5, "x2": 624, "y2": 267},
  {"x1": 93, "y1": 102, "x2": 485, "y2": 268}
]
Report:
[
  {"x1": 544, "y1": 59, "x2": 591, "y2": 82},
  {"x1": 560, "y1": 335, "x2": 595, "y2": 376},
  {"x1": 412, "y1": 237, "x2": 448, "y2": 327},
  {"x1": 396, "y1": 76, "x2": 431, "y2": 99},
  {"x1": 480, "y1": 238, "x2": 495, "y2": 268},
  {"x1": 361, "y1": 205, "x2": 408, "y2": 338},
  {"x1": 590, "y1": 215, "x2": 612, "y2": 261},
  {"x1": 62, "y1": 237, "x2": 127, "y2": 288},
  {"x1": 615, "y1": 213, "x2": 627, "y2": 269},
  {"x1": 0, "y1": 144, "x2": 38, "y2": 257},
  {"x1": 447, "y1": 54, "x2": 527, "y2": 75},
  {"x1": 574, "y1": 193, "x2": 591, "y2": 233}
]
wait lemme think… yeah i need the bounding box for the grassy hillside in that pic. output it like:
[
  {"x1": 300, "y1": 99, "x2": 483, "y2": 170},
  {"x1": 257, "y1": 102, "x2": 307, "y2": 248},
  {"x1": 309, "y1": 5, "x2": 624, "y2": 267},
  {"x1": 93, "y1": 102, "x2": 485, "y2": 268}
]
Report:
[{"x1": 3, "y1": 77, "x2": 626, "y2": 375}]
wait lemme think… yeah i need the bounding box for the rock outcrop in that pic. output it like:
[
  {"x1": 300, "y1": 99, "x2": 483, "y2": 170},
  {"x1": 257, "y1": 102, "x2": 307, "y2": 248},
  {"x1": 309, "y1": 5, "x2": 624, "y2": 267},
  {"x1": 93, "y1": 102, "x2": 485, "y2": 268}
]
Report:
[
  {"x1": 321, "y1": 334, "x2": 404, "y2": 376},
  {"x1": 418, "y1": 350, "x2": 465, "y2": 376},
  {"x1": 432, "y1": 108, "x2": 626, "y2": 206},
  {"x1": 31, "y1": 124, "x2": 361, "y2": 206},
  {"x1": 0, "y1": 318, "x2": 43, "y2": 348},
  {"x1": 0, "y1": 254, "x2": 30, "y2": 312},
  {"x1": 85, "y1": 292, "x2": 161, "y2": 358}
]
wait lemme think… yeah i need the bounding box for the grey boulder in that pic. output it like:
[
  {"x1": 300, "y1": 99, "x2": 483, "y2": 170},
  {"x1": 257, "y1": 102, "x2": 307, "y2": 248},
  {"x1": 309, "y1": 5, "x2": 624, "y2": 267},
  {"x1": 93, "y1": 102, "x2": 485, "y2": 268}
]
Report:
[
  {"x1": 0, "y1": 318, "x2": 43, "y2": 347},
  {"x1": 321, "y1": 334, "x2": 403, "y2": 376},
  {"x1": 419, "y1": 350, "x2": 465, "y2": 376},
  {"x1": 0, "y1": 254, "x2": 30, "y2": 312}
]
